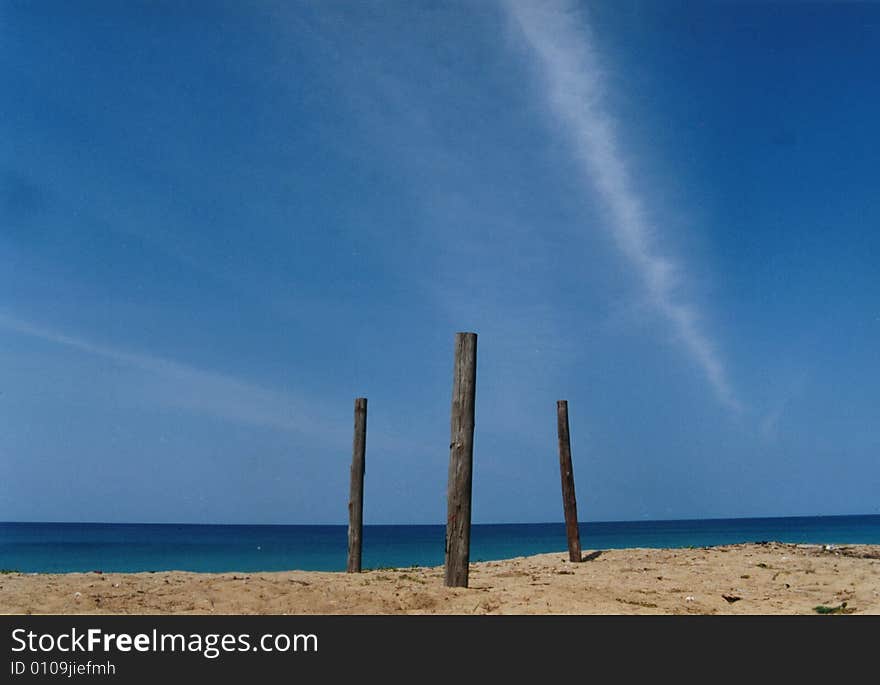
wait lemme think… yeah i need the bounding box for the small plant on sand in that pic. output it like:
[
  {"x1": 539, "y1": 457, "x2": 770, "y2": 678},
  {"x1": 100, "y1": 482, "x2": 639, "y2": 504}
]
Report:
[
  {"x1": 813, "y1": 602, "x2": 854, "y2": 615},
  {"x1": 0, "y1": 569, "x2": 18, "y2": 574}
]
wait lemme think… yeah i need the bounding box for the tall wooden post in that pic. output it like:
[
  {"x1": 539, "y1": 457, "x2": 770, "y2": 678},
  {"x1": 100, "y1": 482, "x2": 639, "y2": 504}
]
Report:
[
  {"x1": 347, "y1": 397, "x2": 367, "y2": 573},
  {"x1": 556, "y1": 400, "x2": 582, "y2": 562},
  {"x1": 445, "y1": 332, "x2": 477, "y2": 587}
]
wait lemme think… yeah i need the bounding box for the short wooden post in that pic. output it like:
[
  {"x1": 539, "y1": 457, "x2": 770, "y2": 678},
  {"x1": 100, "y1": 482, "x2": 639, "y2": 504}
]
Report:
[
  {"x1": 445, "y1": 332, "x2": 477, "y2": 587},
  {"x1": 347, "y1": 397, "x2": 367, "y2": 572},
  {"x1": 556, "y1": 400, "x2": 582, "y2": 562}
]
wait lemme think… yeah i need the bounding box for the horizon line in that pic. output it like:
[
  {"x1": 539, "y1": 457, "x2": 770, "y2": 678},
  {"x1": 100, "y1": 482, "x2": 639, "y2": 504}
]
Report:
[{"x1": 3, "y1": 512, "x2": 877, "y2": 528}]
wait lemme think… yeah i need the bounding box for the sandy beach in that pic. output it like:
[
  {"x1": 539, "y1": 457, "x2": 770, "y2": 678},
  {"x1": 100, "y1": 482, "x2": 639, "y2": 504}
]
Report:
[{"x1": 2, "y1": 541, "x2": 878, "y2": 615}]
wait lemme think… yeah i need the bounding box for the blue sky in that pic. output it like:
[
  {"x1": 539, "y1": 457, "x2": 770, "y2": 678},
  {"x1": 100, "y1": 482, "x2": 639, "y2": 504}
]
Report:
[{"x1": 2, "y1": 0, "x2": 878, "y2": 524}]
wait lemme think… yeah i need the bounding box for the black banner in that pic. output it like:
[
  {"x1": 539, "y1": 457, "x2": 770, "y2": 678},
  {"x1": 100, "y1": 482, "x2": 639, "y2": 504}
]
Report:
[{"x1": 1, "y1": 615, "x2": 872, "y2": 681}]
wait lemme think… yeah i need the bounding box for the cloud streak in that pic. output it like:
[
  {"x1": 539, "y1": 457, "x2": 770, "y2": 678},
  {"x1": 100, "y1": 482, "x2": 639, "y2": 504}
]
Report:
[
  {"x1": 0, "y1": 312, "x2": 425, "y2": 455},
  {"x1": 505, "y1": 0, "x2": 740, "y2": 411},
  {"x1": 0, "y1": 312, "x2": 346, "y2": 441}
]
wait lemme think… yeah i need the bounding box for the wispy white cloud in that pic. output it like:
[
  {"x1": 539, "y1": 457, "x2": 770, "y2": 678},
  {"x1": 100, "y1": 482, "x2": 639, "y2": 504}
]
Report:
[
  {"x1": 0, "y1": 312, "x2": 425, "y2": 455},
  {"x1": 0, "y1": 312, "x2": 346, "y2": 441},
  {"x1": 505, "y1": 0, "x2": 740, "y2": 412},
  {"x1": 759, "y1": 371, "x2": 807, "y2": 441}
]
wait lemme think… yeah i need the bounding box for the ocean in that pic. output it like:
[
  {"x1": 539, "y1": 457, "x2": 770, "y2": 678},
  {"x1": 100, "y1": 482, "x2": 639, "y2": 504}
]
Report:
[{"x1": 2, "y1": 515, "x2": 879, "y2": 574}]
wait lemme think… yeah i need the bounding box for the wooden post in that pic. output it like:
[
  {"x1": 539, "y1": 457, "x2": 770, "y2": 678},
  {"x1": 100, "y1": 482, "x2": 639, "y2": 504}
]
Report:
[
  {"x1": 347, "y1": 397, "x2": 367, "y2": 573},
  {"x1": 445, "y1": 332, "x2": 477, "y2": 587},
  {"x1": 556, "y1": 400, "x2": 582, "y2": 562}
]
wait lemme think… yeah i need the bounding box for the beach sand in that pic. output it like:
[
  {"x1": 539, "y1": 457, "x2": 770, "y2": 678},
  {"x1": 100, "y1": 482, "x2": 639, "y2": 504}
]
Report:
[{"x1": 2, "y1": 542, "x2": 878, "y2": 615}]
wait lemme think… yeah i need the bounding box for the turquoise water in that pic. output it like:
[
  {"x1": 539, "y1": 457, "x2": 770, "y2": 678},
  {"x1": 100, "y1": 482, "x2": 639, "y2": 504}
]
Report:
[{"x1": 1, "y1": 515, "x2": 879, "y2": 573}]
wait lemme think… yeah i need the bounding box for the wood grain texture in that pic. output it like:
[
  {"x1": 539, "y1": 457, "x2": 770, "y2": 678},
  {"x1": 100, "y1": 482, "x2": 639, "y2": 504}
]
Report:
[
  {"x1": 347, "y1": 397, "x2": 367, "y2": 573},
  {"x1": 445, "y1": 332, "x2": 477, "y2": 587},
  {"x1": 557, "y1": 400, "x2": 582, "y2": 563}
]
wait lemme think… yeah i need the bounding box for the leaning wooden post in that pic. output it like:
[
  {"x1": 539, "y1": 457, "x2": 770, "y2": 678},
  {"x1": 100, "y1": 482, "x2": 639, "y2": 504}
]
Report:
[
  {"x1": 556, "y1": 400, "x2": 582, "y2": 562},
  {"x1": 347, "y1": 397, "x2": 367, "y2": 573},
  {"x1": 445, "y1": 332, "x2": 477, "y2": 587}
]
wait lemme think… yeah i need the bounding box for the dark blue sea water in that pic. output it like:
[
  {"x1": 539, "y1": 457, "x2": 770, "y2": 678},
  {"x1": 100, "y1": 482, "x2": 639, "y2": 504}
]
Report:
[{"x1": 2, "y1": 515, "x2": 879, "y2": 573}]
